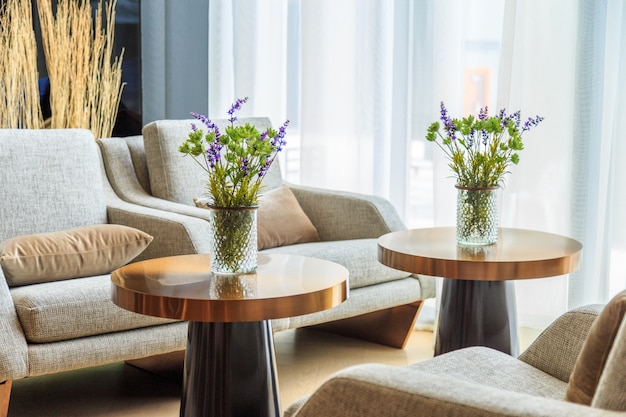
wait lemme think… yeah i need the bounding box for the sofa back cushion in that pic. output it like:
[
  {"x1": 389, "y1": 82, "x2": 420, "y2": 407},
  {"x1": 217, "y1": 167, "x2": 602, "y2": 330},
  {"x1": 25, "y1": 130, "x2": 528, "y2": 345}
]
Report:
[
  {"x1": 142, "y1": 118, "x2": 283, "y2": 205},
  {"x1": 121, "y1": 135, "x2": 152, "y2": 194},
  {"x1": 0, "y1": 129, "x2": 107, "y2": 243},
  {"x1": 565, "y1": 290, "x2": 626, "y2": 408},
  {"x1": 591, "y1": 318, "x2": 626, "y2": 411}
]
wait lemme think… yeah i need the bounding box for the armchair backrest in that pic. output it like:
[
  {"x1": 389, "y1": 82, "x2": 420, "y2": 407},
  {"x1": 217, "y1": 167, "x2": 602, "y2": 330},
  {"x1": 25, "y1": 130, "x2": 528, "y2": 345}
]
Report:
[
  {"x1": 142, "y1": 118, "x2": 283, "y2": 206},
  {"x1": 0, "y1": 129, "x2": 107, "y2": 242}
]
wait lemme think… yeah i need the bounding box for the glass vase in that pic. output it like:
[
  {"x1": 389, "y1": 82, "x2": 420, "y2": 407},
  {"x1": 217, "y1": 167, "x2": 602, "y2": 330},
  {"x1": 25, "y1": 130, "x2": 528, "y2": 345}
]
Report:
[
  {"x1": 456, "y1": 185, "x2": 499, "y2": 245},
  {"x1": 208, "y1": 206, "x2": 258, "y2": 274}
]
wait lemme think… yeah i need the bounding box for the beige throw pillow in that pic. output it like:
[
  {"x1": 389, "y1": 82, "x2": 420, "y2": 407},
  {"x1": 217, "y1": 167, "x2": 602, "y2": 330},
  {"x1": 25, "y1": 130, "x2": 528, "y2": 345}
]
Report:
[
  {"x1": 195, "y1": 186, "x2": 320, "y2": 250},
  {"x1": 0, "y1": 225, "x2": 153, "y2": 287},
  {"x1": 565, "y1": 290, "x2": 626, "y2": 405},
  {"x1": 257, "y1": 185, "x2": 320, "y2": 250}
]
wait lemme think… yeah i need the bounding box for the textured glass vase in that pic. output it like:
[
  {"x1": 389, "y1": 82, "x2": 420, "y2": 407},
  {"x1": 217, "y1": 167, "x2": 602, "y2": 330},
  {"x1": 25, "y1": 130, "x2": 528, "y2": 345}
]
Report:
[
  {"x1": 208, "y1": 206, "x2": 258, "y2": 274},
  {"x1": 456, "y1": 185, "x2": 499, "y2": 245}
]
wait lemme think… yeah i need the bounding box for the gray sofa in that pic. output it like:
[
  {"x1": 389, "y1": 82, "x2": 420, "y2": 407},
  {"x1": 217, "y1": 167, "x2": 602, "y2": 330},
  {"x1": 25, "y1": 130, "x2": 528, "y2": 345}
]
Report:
[
  {"x1": 285, "y1": 295, "x2": 626, "y2": 417},
  {"x1": 0, "y1": 128, "x2": 219, "y2": 416},
  {"x1": 97, "y1": 118, "x2": 436, "y2": 347}
]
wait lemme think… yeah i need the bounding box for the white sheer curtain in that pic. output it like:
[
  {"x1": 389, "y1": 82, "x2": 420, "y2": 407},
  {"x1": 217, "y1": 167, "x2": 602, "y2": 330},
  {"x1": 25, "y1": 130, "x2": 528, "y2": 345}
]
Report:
[
  {"x1": 495, "y1": 0, "x2": 579, "y2": 328},
  {"x1": 142, "y1": 0, "x2": 626, "y2": 331},
  {"x1": 496, "y1": 0, "x2": 626, "y2": 327}
]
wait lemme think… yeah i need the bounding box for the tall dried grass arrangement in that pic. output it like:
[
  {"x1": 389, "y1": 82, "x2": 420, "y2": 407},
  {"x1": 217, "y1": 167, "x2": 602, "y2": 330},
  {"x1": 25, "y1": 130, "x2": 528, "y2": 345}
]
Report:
[
  {"x1": 37, "y1": 0, "x2": 124, "y2": 139},
  {"x1": 0, "y1": 0, "x2": 43, "y2": 129}
]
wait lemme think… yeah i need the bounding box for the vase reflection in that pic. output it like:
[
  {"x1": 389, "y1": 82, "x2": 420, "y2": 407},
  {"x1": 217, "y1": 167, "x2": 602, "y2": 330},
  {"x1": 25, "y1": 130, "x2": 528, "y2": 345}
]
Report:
[
  {"x1": 210, "y1": 273, "x2": 258, "y2": 299},
  {"x1": 456, "y1": 243, "x2": 497, "y2": 261}
]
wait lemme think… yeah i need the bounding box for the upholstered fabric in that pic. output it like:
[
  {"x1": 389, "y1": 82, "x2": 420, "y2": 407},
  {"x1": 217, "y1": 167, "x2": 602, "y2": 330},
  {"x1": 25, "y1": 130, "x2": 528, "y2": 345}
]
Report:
[
  {"x1": 287, "y1": 277, "x2": 427, "y2": 329},
  {"x1": 262, "y1": 239, "x2": 411, "y2": 289},
  {"x1": 286, "y1": 305, "x2": 625, "y2": 417},
  {"x1": 0, "y1": 128, "x2": 216, "y2": 384},
  {"x1": 0, "y1": 225, "x2": 153, "y2": 287},
  {"x1": 289, "y1": 183, "x2": 407, "y2": 241},
  {"x1": 413, "y1": 346, "x2": 568, "y2": 398},
  {"x1": 566, "y1": 290, "x2": 626, "y2": 405},
  {"x1": 519, "y1": 304, "x2": 603, "y2": 382},
  {"x1": 284, "y1": 364, "x2": 623, "y2": 417},
  {"x1": 0, "y1": 269, "x2": 28, "y2": 382},
  {"x1": 592, "y1": 318, "x2": 626, "y2": 411},
  {"x1": 257, "y1": 185, "x2": 320, "y2": 249},
  {"x1": 97, "y1": 137, "x2": 213, "y2": 222},
  {"x1": 0, "y1": 129, "x2": 107, "y2": 243},
  {"x1": 27, "y1": 322, "x2": 187, "y2": 377},
  {"x1": 121, "y1": 135, "x2": 152, "y2": 193},
  {"x1": 142, "y1": 118, "x2": 282, "y2": 205},
  {"x1": 11, "y1": 274, "x2": 175, "y2": 343}
]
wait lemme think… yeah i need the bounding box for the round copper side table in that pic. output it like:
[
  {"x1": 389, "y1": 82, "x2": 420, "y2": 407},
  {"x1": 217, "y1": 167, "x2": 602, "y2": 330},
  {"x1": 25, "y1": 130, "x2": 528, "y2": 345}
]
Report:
[
  {"x1": 111, "y1": 253, "x2": 348, "y2": 417},
  {"x1": 378, "y1": 227, "x2": 582, "y2": 356}
]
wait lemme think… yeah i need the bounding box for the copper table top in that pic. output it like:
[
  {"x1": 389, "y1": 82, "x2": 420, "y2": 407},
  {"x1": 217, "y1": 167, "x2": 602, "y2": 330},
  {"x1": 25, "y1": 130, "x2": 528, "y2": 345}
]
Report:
[
  {"x1": 378, "y1": 227, "x2": 582, "y2": 281},
  {"x1": 111, "y1": 254, "x2": 349, "y2": 322}
]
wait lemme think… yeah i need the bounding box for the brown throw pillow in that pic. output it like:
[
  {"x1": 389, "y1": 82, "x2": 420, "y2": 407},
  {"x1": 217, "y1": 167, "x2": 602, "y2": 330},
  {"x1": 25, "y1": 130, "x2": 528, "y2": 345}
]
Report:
[
  {"x1": 257, "y1": 185, "x2": 320, "y2": 249},
  {"x1": 193, "y1": 185, "x2": 320, "y2": 250},
  {"x1": 565, "y1": 290, "x2": 626, "y2": 405},
  {"x1": 0, "y1": 225, "x2": 153, "y2": 287}
]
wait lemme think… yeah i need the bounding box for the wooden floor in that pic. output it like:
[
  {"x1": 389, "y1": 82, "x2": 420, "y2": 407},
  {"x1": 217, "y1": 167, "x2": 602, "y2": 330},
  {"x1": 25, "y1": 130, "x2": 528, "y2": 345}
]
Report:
[{"x1": 7, "y1": 328, "x2": 436, "y2": 417}]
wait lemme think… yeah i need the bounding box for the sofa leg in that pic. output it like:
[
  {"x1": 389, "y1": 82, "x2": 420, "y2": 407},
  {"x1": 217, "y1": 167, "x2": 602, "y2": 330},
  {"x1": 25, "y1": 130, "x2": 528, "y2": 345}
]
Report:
[
  {"x1": 309, "y1": 301, "x2": 424, "y2": 349},
  {"x1": 125, "y1": 350, "x2": 185, "y2": 382},
  {"x1": 0, "y1": 380, "x2": 12, "y2": 417}
]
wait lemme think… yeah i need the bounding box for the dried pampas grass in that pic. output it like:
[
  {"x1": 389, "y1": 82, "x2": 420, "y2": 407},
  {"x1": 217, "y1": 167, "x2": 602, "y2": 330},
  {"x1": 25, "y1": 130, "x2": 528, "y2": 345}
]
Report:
[
  {"x1": 0, "y1": 0, "x2": 43, "y2": 129},
  {"x1": 37, "y1": 0, "x2": 124, "y2": 139}
]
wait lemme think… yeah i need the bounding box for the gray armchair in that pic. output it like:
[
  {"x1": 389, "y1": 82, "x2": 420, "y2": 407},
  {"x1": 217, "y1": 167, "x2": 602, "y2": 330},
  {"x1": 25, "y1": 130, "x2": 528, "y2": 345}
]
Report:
[
  {"x1": 285, "y1": 295, "x2": 626, "y2": 417},
  {"x1": 97, "y1": 118, "x2": 436, "y2": 348},
  {"x1": 0, "y1": 129, "x2": 212, "y2": 416}
]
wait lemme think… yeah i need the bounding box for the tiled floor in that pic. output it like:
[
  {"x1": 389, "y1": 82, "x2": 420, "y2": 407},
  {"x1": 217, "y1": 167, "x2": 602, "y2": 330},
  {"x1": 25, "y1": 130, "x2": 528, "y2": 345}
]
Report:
[{"x1": 7, "y1": 328, "x2": 436, "y2": 417}]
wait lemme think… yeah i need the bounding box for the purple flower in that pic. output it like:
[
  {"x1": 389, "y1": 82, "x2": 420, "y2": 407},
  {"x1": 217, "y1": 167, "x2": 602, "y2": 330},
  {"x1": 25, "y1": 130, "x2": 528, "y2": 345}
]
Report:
[
  {"x1": 205, "y1": 139, "x2": 222, "y2": 168},
  {"x1": 440, "y1": 102, "x2": 457, "y2": 140},
  {"x1": 191, "y1": 112, "x2": 217, "y2": 130},
  {"x1": 478, "y1": 106, "x2": 488, "y2": 120},
  {"x1": 259, "y1": 157, "x2": 275, "y2": 178},
  {"x1": 468, "y1": 128, "x2": 476, "y2": 146},
  {"x1": 191, "y1": 123, "x2": 197, "y2": 131},
  {"x1": 240, "y1": 157, "x2": 249, "y2": 175},
  {"x1": 512, "y1": 111, "x2": 521, "y2": 129},
  {"x1": 228, "y1": 97, "x2": 249, "y2": 123},
  {"x1": 271, "y1": 120, "x2": 290, "y2": 151},
  {"x1": 523, "y1": 115, "x2": 544, "y2": 132}
]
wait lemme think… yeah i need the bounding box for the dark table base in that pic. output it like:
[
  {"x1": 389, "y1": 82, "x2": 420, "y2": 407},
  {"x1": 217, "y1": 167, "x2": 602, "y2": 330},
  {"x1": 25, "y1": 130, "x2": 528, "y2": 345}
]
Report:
[
  {"x1": 435, "y1": 279, "x2": 519, "y2": 356},
  {"x1": 181, "y1": 320, "x2": 280, "y2": 417}
]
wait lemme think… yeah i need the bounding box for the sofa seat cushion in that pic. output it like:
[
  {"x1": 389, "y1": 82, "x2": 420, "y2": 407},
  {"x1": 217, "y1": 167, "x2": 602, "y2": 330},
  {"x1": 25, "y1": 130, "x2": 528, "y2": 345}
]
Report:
[
  {"x1": 412, "y1": 346, "x2": 568, "y2": 400},
  {"x1": 11, "y1": 275, "x2": 176, "y2": 343},
  {"x1": 261, "y1": 238, "x2": 412, "y2": 289}
]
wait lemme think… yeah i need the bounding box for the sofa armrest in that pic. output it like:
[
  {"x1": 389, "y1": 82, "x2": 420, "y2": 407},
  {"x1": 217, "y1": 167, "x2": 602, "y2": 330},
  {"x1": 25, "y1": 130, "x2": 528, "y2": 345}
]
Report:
[
  {"x1": 285, "y1": 364, "x2": 621, "y2": 417},
  {"x1": 0, "y1": 270, "x2": 28, "y2": 382},
  {"x1": 106, "y1": 199, "x2": 211, "y2": 261},
  {"x1": 519, "y1": 305, "x2": 602, "y2": 383},
  {"x1": 98, "y1": 137, "x2": 211, "y2": 221},
  {"x1": 287, "y1": 183, "x2": 406, "y2": 241}
]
